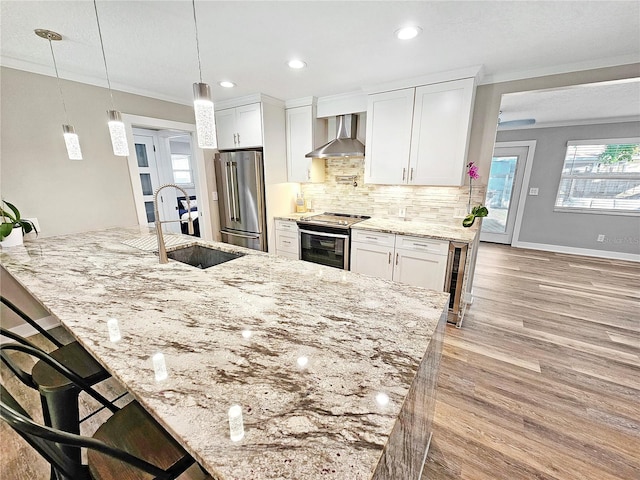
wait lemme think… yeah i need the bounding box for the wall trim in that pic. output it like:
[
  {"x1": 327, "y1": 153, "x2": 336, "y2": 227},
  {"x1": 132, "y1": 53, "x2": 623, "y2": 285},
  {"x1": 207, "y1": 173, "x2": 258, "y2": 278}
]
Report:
[
  {"x1": 1, "y1": 315, "x2": 60, "y2": 344},
  {"x1": 511, "y1": 241, "x2": 640, "y2": 263}
]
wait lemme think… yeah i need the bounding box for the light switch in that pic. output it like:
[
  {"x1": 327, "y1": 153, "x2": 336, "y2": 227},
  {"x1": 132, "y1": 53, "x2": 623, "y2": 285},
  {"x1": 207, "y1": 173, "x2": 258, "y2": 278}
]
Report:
[
  {"x1": 529, "y1": 187, "x2": 539, "y2": 196},
  {"x1": 212, "y1": 191, "x2": 218, "y2": 201}
]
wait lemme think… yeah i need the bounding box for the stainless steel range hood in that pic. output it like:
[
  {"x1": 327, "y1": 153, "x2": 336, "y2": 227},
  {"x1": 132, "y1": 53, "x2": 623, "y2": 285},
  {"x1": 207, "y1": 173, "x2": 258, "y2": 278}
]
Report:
[{"x1": 305, "y1": 114, "x2": 365, "y2": 158}]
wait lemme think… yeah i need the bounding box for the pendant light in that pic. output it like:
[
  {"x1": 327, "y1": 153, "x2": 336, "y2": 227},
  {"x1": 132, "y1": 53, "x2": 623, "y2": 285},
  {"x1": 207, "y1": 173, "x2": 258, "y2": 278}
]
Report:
[
  {"x1": 93, "y1": 0, "x2": 129, "y2": 156},
  {"x1": 36, "y1": 29, "x2": 83, "y2": 160},
  {"x1": 191, "y1": 0, "x2": 217, "y2": 149}
]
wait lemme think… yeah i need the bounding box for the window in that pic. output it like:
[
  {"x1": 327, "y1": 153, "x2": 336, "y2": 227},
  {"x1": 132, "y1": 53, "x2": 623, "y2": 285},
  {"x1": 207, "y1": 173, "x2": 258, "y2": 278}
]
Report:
[
  {"x1": 554, "y1": 138, "x2": 640, "y2": 215},
  {"x1": 171, "y1": 154, "x2": 193, "y2": 185}
]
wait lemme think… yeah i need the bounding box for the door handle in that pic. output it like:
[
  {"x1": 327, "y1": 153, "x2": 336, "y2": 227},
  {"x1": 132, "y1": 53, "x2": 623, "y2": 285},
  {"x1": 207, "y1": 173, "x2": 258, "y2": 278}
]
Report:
[
  {"x1": 225, "y1": 162, "x2": 234, "y2": 222},
  {"x1": 231, "y1": 161, "x2": 240, "y2": 222},
  {"x1": 222, "y1": 230, "x2": 259, "y2": 240}
]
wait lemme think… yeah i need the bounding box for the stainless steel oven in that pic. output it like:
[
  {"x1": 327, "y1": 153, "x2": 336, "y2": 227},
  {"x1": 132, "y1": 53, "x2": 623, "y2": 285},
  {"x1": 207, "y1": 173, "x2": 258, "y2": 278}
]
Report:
[{"x1": 297, "y1": 213, "x2": 370, "y2": 270}]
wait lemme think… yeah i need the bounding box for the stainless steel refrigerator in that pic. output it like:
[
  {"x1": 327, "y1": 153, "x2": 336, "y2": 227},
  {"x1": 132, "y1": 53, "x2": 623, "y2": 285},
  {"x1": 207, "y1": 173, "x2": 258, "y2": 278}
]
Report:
[{"x1": 214, "y1": 150, "x2": 267, "y2": 251}]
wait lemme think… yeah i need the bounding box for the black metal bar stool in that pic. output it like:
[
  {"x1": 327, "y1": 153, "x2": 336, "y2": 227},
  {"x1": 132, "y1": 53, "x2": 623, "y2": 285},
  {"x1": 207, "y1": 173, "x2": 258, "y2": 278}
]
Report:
[
  {"x1": 0, "y1": 296, "x2": 113, "y2": 434},
  {"x1": 1, "y1": 384, "x2": 208, "y2": 480}
]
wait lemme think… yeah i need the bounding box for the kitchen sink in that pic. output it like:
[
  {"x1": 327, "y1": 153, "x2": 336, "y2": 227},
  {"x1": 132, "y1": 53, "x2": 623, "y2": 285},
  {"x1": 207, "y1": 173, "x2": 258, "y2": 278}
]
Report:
[{"x1": 166, "y1": 245, "x2": 245, "y2": 269}]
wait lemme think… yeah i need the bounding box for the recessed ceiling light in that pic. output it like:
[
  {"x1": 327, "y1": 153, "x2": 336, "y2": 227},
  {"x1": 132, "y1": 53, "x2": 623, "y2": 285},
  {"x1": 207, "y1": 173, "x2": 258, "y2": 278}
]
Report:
[
  {"x1": 287, "y1": 59, "x2": 307, "y2": 69},
  {"x1": 395, "y1": 26, "x2": 422, "y2": 40},
  {"x1": 219, "y1": 81, "x2": 236, "y2": 88}
]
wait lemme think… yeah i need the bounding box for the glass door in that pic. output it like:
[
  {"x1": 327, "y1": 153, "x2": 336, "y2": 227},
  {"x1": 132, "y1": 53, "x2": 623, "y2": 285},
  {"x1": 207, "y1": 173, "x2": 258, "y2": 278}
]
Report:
[
  {"x1": 299, "y1": 229, "x2": 349, "y2": 270},
  {"x1": 480, "y1": 145, "x2": 529, "y2": 244}
]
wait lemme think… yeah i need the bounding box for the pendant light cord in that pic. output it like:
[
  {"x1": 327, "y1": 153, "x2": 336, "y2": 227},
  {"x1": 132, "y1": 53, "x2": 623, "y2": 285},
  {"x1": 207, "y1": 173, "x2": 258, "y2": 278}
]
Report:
[
  {"x1": 48, "y1": 36, "x2": 69, "y2": 124},
  {"x1": 93, "y1": 0, "x2": 115, "y2": 108},
  {"x1": 192, "y1": 0, "x2": 203, "y2": 83}
]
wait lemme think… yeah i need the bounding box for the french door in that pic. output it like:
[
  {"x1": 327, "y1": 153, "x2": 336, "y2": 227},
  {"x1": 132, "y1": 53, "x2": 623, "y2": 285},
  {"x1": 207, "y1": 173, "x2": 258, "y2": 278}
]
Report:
[{"x1": 480, "y1": 144, "x2": 529, "y2": 244}]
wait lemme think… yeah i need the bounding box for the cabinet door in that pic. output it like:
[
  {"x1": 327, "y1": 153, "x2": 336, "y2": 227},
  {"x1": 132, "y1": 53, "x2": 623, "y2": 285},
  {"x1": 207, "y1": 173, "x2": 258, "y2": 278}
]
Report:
[
  {"x1": 236, "y1": 103, "x2": 263, "y2": 148},
  {"x1": 393, "y1": 248, "x2": 447, "y2": 291},
  {"x1": 215, "y1": 108, "x2": 238, "y2": 150},
  {"x1": 351, "y1": 242, "x2": 394, "y2": 280},
  {"x1": 409, "y1": 78, "x2": 475, "y2": 186},
  {"x1": 286, "y1": 106, "x2": 313, "y2": 182},
  {"x1": 364, "y1": 88, "x2": 415, "y2": 184}
]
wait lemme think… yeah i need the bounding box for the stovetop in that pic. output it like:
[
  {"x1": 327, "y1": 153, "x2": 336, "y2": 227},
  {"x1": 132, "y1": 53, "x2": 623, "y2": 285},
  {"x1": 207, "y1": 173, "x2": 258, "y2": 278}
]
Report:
[{"x1": 297, "y1": 212, "x2": 371, "y2": 228}]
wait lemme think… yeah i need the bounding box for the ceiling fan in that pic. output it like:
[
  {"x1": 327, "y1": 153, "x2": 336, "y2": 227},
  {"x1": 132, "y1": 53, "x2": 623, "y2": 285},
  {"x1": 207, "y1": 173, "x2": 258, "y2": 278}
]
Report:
[{"x1": 497, "y1": 110, "x2": 536, "y2": 128}]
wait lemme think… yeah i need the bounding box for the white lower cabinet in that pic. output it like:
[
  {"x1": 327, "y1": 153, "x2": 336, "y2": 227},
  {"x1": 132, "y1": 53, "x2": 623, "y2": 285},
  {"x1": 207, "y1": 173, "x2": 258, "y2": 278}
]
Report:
[
  {"x1": 275, "y1": 219, "x2": 299, "y2": 260},
  {"x1": 351, "y1": 230, "x2": 448, "y2": 291}
]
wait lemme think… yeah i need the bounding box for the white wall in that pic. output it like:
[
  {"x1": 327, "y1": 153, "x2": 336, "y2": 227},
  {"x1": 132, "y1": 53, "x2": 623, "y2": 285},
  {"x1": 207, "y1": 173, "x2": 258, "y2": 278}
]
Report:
[{"x1": 0, "y1": 67, "x2": 196, "y2": 238}]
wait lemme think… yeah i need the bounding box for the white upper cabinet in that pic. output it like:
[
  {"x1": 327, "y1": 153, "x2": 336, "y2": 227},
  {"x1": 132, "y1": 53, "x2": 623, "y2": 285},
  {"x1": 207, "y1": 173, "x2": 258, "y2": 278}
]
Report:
[
  {"x1": 364, "y1": 89, "x2": 415, "y2": 184},
  {"x1": 365, "y1": 77, "x2": 476, "y2": 186},
  {"x1": 285, "y1": 103, "x2": 326, "y2": 183},
  {"x1": 215, "y1": 103, "x2": 263, "y2": 150},
  {"x1": 409, "y1": 79, "x2": 476, "y2": 186}
]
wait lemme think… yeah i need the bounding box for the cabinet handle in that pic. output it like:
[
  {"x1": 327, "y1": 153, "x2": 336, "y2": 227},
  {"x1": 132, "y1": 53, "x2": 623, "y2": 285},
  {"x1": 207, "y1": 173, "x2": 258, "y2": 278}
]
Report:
[
  {"x1": 402, "y1": 168, "x2": 406, "y2": 181},
  {"x1": 283, "y1": 240, "x2": 291, "y2": 245},
  {"x1": 388, "y1": 252, "x2": 391, "y2": 264},
  {"x1": 395, "y1": 252, "x2": 399, "y2": 265},
  {"x1": 233, "y1": 133, "x2": 237, "y2": 145},
  {"x1": 307, "y1": 168, "x2": 311, "y2": 180},
  {"x1": 365, "y1": 236, "x2": 379, "y2": 240},
  {"x1": 410, "y1": 168, "x2": 414, "y2": 181},
  {"x1": 237, "y1": 133, "x2": 241, "y2": 144}
]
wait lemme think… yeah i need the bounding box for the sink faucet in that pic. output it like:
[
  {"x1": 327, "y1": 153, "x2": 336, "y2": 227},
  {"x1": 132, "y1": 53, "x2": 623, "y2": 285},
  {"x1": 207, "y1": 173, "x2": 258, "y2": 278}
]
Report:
[{"x1": 153, "y1": 183, "x2": 194, "y2": 264}]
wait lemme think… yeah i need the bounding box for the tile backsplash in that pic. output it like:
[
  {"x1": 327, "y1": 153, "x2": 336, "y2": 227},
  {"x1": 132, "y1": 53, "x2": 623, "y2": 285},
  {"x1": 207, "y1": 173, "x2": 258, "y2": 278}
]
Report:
[{"x1": 300, "y1": 158, "x2": 486, "y2": 222}]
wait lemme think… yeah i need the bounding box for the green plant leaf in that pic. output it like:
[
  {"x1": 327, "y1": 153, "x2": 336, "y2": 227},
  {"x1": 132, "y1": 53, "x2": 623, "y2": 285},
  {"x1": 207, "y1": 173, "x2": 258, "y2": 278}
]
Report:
[
  {"x1": 0, "y1": 222, "x2": 14, "y2": 239},
  {"x1": 20, "y1": 220, "x2": 34, "y2": 234},
  {"x1": 462, "y1": 214, "x2": 476, "y2": 228},
  {"x1": 3, "y1": 201, "x2": 21, "y2": 221}
]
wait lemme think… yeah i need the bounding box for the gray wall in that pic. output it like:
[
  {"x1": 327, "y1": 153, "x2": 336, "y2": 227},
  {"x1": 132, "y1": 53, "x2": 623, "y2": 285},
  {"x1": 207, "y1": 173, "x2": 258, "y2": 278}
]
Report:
[
  {"x1": 466, "y1": 64, "x2": 640, "y2": 181},
  {"x1": 0, "y1": 67, "x2": 195, "y2": 238},
  {"x1": 497, "y1": 121, "x2": 640, "y2": 255}
]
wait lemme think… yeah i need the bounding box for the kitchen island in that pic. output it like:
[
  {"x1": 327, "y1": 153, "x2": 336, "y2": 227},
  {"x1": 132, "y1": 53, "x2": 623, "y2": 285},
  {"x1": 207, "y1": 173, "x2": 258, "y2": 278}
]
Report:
[{"x1": 0, "y1": 228, "x2": 449, "y2": 480}]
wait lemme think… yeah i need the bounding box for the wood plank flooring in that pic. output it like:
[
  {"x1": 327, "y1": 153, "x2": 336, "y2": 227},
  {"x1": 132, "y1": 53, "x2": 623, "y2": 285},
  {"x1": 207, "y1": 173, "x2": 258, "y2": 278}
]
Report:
[
  {"x1": 422, "y1": 243, "x2": 640, "y2": 480},
  {"x1": 2, "y1": 243, "x2": 639, "y2": 479}
]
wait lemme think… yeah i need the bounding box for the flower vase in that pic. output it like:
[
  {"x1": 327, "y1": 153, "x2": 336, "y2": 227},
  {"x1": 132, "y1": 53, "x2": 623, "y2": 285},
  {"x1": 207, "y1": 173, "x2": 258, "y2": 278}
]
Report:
[{"x1": 0, "y1": 226, "x2": 23, "y2": 248}]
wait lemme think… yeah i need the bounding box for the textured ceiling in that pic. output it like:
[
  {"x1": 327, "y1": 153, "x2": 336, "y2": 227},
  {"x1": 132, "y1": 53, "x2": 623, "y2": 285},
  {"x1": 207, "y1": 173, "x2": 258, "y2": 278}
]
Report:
[{"x1": 1, "y1": 0, "x2": 639, "y2": 110}]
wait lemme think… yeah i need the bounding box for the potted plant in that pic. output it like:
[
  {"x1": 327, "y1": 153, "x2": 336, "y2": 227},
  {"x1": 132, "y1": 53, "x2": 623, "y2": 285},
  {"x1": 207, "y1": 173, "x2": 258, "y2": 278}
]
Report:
[{"x1": 0, "y1": 200, "x2": 38, "y2": 247}]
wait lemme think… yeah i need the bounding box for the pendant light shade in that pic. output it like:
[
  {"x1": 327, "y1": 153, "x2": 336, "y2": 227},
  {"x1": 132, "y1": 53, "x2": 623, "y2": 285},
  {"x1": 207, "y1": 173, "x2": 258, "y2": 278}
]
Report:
[
  {"x1": 107, "y1": 110, "x2": 129, "y2": 156},
  {"x1": 62, "y1": 125, "x2": 83, "y2": 160},
  {"x1": 191, "y1": 0, "x2": 217, "y2": 149},
  {"x1": 193, "y1": 82, "x2": 217, "y2": 149},
  {"x1": 94, "y1": 0, "x2": 129, "y2": 157},
  {"x1": 36, "y1": 29, "x2": 83, "y2": 161}
]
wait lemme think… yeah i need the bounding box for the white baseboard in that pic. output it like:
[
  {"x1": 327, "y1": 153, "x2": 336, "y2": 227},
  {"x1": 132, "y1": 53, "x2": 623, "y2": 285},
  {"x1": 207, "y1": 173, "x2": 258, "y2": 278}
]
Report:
[
  {"x1": 1, "y1": 315, "x2": 60, "y2": 343},
  {"x1": 512, "y1": 241, "x2": 640, "y2": 263}
]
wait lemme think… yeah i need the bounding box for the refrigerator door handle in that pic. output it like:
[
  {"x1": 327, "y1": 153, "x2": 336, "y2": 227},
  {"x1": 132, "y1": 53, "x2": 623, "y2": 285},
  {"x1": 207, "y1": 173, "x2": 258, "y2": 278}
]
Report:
[
  {"x1": 221, "y1": 230, "x2": 260, "y2": 240},
  {"x1": 224, "y1": 162, "x2": 235, "y2": 222},
  {"x1": 230, "y1": 161, "x2": 241, "y2": 223}
]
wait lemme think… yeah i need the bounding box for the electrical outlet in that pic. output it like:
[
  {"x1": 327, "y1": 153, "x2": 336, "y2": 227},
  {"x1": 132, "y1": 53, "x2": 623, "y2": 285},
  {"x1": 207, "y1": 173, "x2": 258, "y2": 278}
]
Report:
[
  {"x1": 597, "y1": 234, "x2": 606, "y2": 242},
  {"x1": 529, "y1": 187, "x2": 539, "y2": 196},
  {"x1": 398, "y1": 207, "x2": 406, "y2": 218},
  {"x1": 211, "y1": 191, "x2": 218, "y2": 201}
]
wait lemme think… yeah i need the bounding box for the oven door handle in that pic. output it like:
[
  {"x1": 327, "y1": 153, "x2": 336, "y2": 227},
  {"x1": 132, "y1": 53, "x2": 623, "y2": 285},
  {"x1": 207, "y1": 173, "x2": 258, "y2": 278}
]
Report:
[{"x1": 299, "y1": 229, "x2": 350, "y2": 239}]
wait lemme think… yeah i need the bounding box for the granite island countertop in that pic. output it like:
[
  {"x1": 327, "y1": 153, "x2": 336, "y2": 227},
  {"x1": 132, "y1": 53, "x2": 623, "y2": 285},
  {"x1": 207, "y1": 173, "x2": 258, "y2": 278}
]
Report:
[{"x1": 0, "y1": 228, "x2": 449, "y2": 479}]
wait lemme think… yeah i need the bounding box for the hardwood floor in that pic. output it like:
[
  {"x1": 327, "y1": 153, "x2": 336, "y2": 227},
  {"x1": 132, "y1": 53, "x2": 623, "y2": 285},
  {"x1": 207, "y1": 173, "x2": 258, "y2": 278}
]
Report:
[
  {"x1": 422, "y1": 243, "x2": 640, "y2": 480},
  {"x1": 2, "y1": 243, "x2": 639, "y2": 479}
]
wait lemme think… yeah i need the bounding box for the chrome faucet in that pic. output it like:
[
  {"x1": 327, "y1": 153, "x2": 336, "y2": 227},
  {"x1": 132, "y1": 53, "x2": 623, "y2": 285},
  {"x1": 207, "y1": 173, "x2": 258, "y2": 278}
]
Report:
[{"x1": 153, "y1": 183, "x2": 194, "y2": 264}]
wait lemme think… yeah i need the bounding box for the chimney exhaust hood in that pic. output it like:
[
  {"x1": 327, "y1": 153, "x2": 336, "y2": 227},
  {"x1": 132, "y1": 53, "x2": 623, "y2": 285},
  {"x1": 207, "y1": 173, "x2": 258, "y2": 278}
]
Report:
[{"x1": 305, "y1": 114, "x2": 365, "y2": 158}]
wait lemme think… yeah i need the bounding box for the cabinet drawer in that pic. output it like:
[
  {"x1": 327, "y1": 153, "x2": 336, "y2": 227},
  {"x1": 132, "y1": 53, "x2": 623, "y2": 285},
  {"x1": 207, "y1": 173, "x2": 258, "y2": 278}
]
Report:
[
  {"x1": 278, "y1": 251, "x2": 299, "y2": 261},
  {"x1": 395, "y1": 235, "x2": 448, "y2": 255},
  {"x1": 351, "y1": 230, "x2": 395, "y2": 247},
  {"x1": 276, "y1": 231, "x2": 299, "y2": 254},
  {"x1": 275, "y1": 219, "x2": 298, "y2": 232}
]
